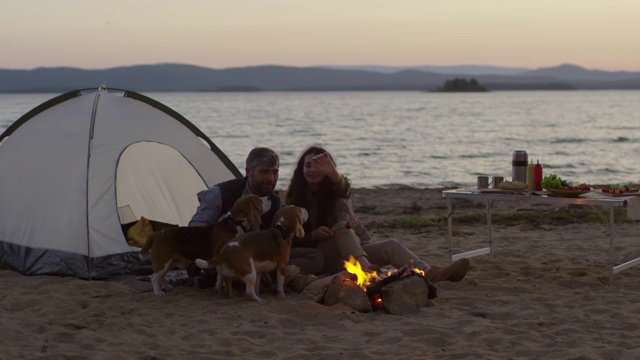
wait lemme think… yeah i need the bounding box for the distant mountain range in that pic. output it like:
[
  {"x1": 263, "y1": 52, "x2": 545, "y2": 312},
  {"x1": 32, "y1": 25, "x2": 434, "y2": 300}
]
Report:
[
  {"x1": 318, "y1": 64, "x2": 533, "y2": 76},
  {"x1": 1, "y1": 63, "x2": 639, "y2": 93}
]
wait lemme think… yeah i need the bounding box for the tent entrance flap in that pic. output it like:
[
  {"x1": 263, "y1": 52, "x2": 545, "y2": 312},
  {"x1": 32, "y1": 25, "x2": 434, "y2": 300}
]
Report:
[{"x1": 116, "y1": 142, "x2": 207, "y2": 227}]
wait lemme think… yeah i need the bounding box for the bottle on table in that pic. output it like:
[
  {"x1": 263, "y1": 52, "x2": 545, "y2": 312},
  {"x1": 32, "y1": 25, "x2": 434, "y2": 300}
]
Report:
[
  {"x1": 534, "y1": 160, "x2": 543, "y2": 191},
  {"x1": 527, "y1": 159, "x2": 535, "y2": 191},
  {"x1": 512, "y1": 150, "x2": 528, "y2": 184}
]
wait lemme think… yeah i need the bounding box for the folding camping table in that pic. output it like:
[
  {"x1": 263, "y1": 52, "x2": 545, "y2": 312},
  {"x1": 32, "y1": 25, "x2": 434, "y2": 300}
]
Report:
[{"x1": 442, "y1": 188, "x2": 640, "y2": 283}]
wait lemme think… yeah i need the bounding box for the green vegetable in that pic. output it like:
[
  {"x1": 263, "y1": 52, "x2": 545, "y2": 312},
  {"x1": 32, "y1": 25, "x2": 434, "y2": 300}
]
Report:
[{"x1": 541, "y1": 174, "x2": 568, "y2": 189}]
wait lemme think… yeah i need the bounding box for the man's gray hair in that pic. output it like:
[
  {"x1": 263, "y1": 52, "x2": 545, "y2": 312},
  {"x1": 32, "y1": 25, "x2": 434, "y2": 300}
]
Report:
[{"x1": 245, "y1": 147, "x2": 279, "y2": 170}]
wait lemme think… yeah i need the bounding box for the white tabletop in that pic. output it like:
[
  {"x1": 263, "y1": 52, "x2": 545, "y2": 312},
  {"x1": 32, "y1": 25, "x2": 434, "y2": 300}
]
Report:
[{"x1": 442, "y1": 188, "x2": 631, "y2": 207}]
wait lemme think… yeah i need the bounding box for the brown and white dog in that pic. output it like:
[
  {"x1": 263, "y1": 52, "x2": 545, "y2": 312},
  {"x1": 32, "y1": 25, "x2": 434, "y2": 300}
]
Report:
[
  {"x1": 195, "y1": 205, "x2": 308, "y2": 301},
  {"x1": 139, "y1": 194, "x2": 266, "y2": 296}
]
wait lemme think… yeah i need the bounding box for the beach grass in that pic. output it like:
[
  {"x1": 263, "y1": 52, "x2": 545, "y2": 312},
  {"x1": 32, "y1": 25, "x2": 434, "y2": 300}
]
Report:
[{"x1": 391, "y1": 206, "x2": 629, "y2": 229}]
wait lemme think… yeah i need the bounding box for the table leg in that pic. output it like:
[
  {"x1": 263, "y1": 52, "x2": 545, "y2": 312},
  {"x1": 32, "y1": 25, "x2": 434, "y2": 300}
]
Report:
[
  {"x1": 608, "y1": 206, "x2": 614, "y2": 284},
  {"x1": 447, "y1": 198, "x2": 453, "y2": 263},
  {"x1": 449, "y1": 197, "x2": 492, "y2": 262},
  {"x1": 609, "y1": 205, "x2": 640, "y2": 278},
  {"x1": 487, "y1": 199, "x2": 493, "y2": 255}
]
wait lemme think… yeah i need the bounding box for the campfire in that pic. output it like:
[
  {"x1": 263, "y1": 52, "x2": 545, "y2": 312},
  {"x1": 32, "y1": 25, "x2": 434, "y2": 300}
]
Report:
[{"x1": 342, "y1": 256, "x2": 438, "y2": 311}]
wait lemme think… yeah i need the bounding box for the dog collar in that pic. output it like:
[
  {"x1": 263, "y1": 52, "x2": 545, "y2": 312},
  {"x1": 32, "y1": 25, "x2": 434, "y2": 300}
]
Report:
[
  {"x1": 236, "y1": 220, "x2": 248, "y2": 233},
  {"x1": 272, "y1": 223, "x2": 289, "y2": 239},
  {"x1": 219, "y1": 212, "x2": 249, "y2": 233}
]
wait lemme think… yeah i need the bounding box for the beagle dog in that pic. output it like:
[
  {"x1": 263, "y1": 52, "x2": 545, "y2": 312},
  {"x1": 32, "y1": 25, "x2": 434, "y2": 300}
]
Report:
[
  {"x1": 140, "y1": 194, "x2": 265, "y2": 296},
  {"x1": 195, "y1": 205, "x2": 308, "y2": 301}
]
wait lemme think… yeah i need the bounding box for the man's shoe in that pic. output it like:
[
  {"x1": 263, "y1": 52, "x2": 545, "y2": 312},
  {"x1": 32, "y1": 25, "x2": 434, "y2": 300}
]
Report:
[
  {"x1": 425, "y1": 258, "x2": 470, "y2": 283},
  {"x1": 286, "y1": 274, "x2": 317, "y2": 293},
  {"x1": 283, "y1": 265, "x2": 301, "y2": 282}
]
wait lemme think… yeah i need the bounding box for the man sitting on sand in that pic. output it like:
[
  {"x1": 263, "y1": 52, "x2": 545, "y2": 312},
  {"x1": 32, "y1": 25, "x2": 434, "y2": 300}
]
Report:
[{"x1": 189, "y1": 147, "x2": 321, "y2": 292}]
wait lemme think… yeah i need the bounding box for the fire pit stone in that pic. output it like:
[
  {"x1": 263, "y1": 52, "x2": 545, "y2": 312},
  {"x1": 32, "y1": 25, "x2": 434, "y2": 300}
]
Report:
[
  {"x1": 378, "y1": 276, "x2": 431, "y2": 315},
  {"x1": 324, "y1": 275, "x2": 373, "y2": 313}
]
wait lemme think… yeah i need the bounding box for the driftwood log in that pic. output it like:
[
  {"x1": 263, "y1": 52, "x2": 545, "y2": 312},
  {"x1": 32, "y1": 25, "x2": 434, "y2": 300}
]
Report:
[{"x1": 366, "y1": 266, "x2": 438, "y2": 300}]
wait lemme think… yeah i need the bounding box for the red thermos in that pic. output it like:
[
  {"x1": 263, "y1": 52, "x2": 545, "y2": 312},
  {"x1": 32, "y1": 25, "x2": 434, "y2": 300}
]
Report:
[{"x1": 533, "y1": 160, "x2": 543, "y2": 191}]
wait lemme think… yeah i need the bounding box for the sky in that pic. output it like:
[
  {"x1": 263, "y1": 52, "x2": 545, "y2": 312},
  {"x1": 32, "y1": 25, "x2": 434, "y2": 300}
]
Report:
[{"x1": 2, "y1": 0, "x2": 639, "y2": 71}]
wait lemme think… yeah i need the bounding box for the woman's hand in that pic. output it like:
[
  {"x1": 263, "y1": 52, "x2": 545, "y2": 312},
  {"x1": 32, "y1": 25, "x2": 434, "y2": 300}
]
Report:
[
  {"x1": 311, "y1": 152, "x2": 341, "y2": 183},
  {"x1": 312, "y1": 226, "x2": 333, "y2": 241}
]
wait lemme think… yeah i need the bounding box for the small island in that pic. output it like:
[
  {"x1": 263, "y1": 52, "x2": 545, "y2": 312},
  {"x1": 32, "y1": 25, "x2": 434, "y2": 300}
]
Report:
[{"x1": 433, "y1": 78, "x2": 489, "y2": 92}]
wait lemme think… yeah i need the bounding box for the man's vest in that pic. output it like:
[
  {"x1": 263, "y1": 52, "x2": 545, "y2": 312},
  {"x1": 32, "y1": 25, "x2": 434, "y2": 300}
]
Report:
[{"x1": 217, "y1": 177, "x2": 281, "y2": 229}]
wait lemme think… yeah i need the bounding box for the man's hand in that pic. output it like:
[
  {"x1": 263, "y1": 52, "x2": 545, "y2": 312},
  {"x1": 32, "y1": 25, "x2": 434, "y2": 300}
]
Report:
[
  {"x1": 345, "y1": 217, "x2": 358, "y2": 229},
  {"x1": 312, "y1": 226, "x2": 333, "y2": 241}
]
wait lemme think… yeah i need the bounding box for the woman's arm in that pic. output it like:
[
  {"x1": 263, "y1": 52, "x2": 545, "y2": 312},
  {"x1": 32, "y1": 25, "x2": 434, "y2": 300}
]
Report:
[
  {"x1": 311, "y1": 152, "x2": 351, "y2": 198},
  {"x1": 333, "y1": 174, "x2": 351, "y2": 198},
  {"x1": 334, "y1": 198, "x2": 372, "y2": 244}
]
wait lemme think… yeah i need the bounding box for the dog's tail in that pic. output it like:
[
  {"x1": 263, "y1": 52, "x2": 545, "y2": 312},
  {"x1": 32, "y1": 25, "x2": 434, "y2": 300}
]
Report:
[
  {"x1": 139, "y1": 233, "x2": 155, "y2": 261},
  {"x1": 195, "y1": 258, "x2": 218, "y2": 269}
]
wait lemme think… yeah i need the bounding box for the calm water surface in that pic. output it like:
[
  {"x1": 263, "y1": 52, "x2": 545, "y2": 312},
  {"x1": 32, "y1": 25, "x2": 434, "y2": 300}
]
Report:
[{"x1": 1, "y1": 90, "x2": 639, "y2": 189}]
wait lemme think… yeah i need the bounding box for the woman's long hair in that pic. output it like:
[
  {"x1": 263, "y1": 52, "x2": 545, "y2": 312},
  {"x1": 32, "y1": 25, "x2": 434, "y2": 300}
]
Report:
[{"x1": 286, "y1": 146, "x2": 343, "y2": 227}]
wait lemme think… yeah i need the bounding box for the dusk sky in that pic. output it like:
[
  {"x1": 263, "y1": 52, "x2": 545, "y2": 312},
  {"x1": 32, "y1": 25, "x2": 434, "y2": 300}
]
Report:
[{"x1": 3, "y1": 0, "x2": 639, "y2": 71}]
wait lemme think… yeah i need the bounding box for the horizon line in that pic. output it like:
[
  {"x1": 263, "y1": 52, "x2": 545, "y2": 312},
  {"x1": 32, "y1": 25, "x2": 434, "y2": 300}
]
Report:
[{"x1": 1, "y1": 62, "x2": 638, "y2": 73}]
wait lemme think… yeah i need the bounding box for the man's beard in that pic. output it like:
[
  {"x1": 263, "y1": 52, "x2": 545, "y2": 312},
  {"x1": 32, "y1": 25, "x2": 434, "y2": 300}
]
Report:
[{"x1": 256, "y1": 182, "x2": 275, "y2": 197}]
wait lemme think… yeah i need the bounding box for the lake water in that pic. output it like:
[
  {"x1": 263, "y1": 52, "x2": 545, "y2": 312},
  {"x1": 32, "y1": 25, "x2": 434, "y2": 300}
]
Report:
[{"x1": 1, "y1": 90, "x2": 639, "y2": 189}]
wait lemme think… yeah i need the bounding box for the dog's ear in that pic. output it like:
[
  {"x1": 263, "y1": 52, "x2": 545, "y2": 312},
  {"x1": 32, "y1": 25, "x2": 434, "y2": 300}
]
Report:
[
  {"x1": 251, "y1": 199, "x2": 263, "y2": 225},
  {"x1": 294, "y1": 208, "x2": 307, "y2": 237},
  {"x1": 276, "y1": 213, "x2": 305, "y2": 238},
  {"x1": 230, "y1": 196, "x2": 247, "y2": 219},
  {"x1": 231, "y1": 196, "x2": 263, "y2": 226}
]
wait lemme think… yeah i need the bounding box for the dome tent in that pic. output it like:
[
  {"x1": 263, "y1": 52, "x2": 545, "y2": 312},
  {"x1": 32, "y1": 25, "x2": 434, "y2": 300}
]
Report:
[{"x1": 0, "y1": 86, "x2": 241, "y2": 279}]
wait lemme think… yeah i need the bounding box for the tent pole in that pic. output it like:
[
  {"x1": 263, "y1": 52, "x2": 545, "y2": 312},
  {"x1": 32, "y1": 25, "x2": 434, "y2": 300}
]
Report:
[{"x1": 85, "y1": 84, "x2": 107, "y2": 280}]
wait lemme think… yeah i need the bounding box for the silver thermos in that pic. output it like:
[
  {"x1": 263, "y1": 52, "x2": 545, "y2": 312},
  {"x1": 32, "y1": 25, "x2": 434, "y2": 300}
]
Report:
[{"x1": 512, "y1": 150, "x2": 528, "y2": 183}]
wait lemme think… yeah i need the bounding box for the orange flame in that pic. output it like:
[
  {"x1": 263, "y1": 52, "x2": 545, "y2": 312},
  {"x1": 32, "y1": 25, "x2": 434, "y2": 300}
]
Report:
[
  {"x1": 343, "y1": 255, "x2": 379, "y2": 290},
  {"x1": 370, "y1": 293, "x2": 383, "y2": 308}
]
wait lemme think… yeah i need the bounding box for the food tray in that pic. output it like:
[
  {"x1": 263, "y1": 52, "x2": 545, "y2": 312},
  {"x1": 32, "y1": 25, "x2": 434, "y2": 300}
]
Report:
[
  {"x1": 598, "y1": 189, "x2": 640, "y2": 197},
  {"x1": 544, "y1": 188, "x2": 590, "y2": 197}
]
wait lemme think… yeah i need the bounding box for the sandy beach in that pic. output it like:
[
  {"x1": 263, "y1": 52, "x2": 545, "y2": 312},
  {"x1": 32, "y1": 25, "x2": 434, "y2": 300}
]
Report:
[{"x1": 2, "y1": 188, "x2": 640, "y2": 359}]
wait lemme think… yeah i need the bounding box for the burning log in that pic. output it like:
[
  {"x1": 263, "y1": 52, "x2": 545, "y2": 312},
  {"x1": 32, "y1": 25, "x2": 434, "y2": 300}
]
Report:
[{"x1": 365, "y1": 265, "x2": 437, "y2": 301}]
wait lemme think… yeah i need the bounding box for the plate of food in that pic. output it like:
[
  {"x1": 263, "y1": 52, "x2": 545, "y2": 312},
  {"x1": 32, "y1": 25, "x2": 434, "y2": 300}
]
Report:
[
  {"x1": 542, "y1": 174, "x2": 590, "y2": 197},
  {"x1": 599, "y1": 185, "x2": 640, "y2": 197},
  {"x1": 544, "y1": 188, "x2": 591, "y2": 197}
]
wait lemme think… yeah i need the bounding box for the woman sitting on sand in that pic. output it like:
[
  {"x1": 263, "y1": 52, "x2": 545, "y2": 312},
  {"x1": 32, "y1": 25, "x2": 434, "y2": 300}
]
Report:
[{"x1": 285, "y1": 145, "x2": 470, "y2": 283}]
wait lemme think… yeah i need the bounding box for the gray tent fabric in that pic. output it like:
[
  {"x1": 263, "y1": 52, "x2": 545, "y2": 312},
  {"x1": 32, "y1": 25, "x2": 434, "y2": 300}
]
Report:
[{"x1": 0, "y1": 86, "x2": 241, "y2": 279}]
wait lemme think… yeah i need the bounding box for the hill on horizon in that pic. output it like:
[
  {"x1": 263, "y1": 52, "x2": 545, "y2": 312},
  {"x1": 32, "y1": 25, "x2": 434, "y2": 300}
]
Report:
[
  {"x1": 1, "y1": 63, "x2": 639, "y2": 93},
  {"x1": 316, "y1": 64, "x2": 532, "y2": 76}
]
